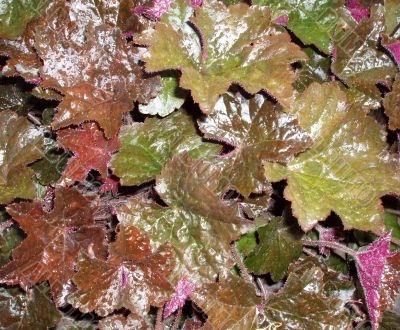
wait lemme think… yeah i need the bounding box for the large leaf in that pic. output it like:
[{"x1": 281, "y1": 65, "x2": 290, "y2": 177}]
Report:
[
  {"x1": 253, "y1": 0, "x2": 344, "y2": 54},
  {"x1": 99, "y1": 314, "x2": 148, "y2": 330},
  {"x1": 264, "y1": 82, "x2": 400, "y2": 232},
  {"x1": 117, "y1": 153, "x2": 251, "y2": 285},
  {"x1": 0, "y1": 187, "x2": 107, "y2": 306},
  {"x1": 198, "y1": 92, "x2": 312, "y2": 196},
  {"x1": 137, "y1": 0, "x2": 307, "y2": 112},
  {"x1": 0, "y1": 111, "x2": 43, "y2": 204},
  {"x1": 263, "y1": 263, "x2": 352, "y2": 329},
  {"x1": 112, "y1": 110, "x2": 220, "y2": 186},
  {"x1": 0, "y1": 0, "x2": 51, "y2": 39},
  {"x1": 332, "y1": 5, "x2": 397, "y2": 100},
  {"x1": 191, "y1": 275, "x2": 261, "y2": 330},
  {"x1": 243, "y1": 217, "x2": 303, "y2": 281},
  {"x1": 34, "y1": 0, "x2": 161, "y2": 137},
  {"x1": 0, "y1": 83, "x2": 33, "y2": 114},
  {"x1": 0, "y1": 283, "x2": 61, "y2": 329},
  {"x1": 69, "y1": 224, "x2": 174, "y2": 316},
  {"x1": 57, "y1": 123, "x2": 120, "y2": 185}
]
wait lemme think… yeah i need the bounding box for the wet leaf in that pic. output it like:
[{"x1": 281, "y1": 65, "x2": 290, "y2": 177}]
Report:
[
  {"x1": 332, "y1": 5, "x2": 397, "y2": 100},
  {"x1": 138, "y1": 0, "x2": 306, "y2": 112},
  {"x1": 117, "y1": 153, "x2": 251, "y2": 285},
  {"x1": 384, "y1": 0, "x2": 400, "y2": 34},
  {"x1": 139, "y1": 75, "x2": 188, "y2": 117},
  {"x1": 0, "y1": 111, "x2": 43, "y2": 204},
  {"x1": 264, "y1": 82, "x2": 400, "y2": 232},
  {"x1": 356, "y1": 232, "x2": 396, "y2": 328},
  {"x1": 112, "y1": 110, "x2": 220, "y2": 186},
  {"x1": 191, "y1": 274, "x2": 261, "y2": 330},
  {"x1": 57, "y1": 123, "x2": 120, "y2": 185},
  {"x1": 164, "y1": 277, "x2": 197, "y2": 317},
  {"x1": 0, "y1": 283, "x2": 61, "y2": 330},
  {"x1": 0, "y1": 0, "x2": 51, "y2": 39},
  {"x1": 55, "y1": 316, "x2": 96, "y2": 330},
  {"x1": 244, "y1": 217, "x2": 303, "y2": 281},
  {"x1": 383, "y1": 73, "x2": 400, "y2": 130},
  {"x1": 347, "y1": 0, "x2": 370, "y2": 22},
  {"x1": 198, "y1": 92, "x2": 312, "y2": 196},
  {"x1": 263, "y1": 264, "x2": 352, "y2": 329},
  {"x1": 378, "y1": 253, "x2": 400, "y2": 318},
  {"x1": 253, "y1": 0, "x2": 344, "y2": 54},
  {"x1": 0, "y1": 187, "x2": 107, "y2": 306},
  {"x1": 69, "y1": 224, "x2": 174, "y2": 316},
  {"x1": 0, "y1": 217, "x2": 23, "y2": 267},
  {"x1": 35, "y1": 0, "x2": 161, "y2": 137},
  {"x1": 0, "y1": 83, "x2": 33, "y2": 115},
  {"x1": 98, "y1": 314, "x2": 149, "y2": 330}
]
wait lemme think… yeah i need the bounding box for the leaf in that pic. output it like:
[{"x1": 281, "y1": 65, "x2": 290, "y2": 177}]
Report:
[
  {"x1": 99, "y1": 314, "x2": 149, "y2": 330},
  {"x1": 356, "y1": 232, "x2": 396, "y2": 328},
  {"x1": 332, "y1": 5, "x2": 397, "y2": 100},
  {"x1": 294, "y1": 48, "x2": 331, "y2": 92},
  {"x1": 383, "y1": 73, "x2": 400, "y2": 130},
  {"x1": 264, "y1": 82, "x2": 400, "y2": 232},
  {"x1": 164, "y1": 277, "x2": 197, "y2": 317},
  {"x1": 198, "y1": 92, "x2": 312, "y2": 196},
  {"x1": 0, "y1": 20, "x2": 42, "y2": 81},
  {"x1": 112, "y1": 110, "x2": 220, "y2": 186},
  {"x1": 0, "y1": 187, "x2": 107, "y2": 306},
  {"x1": 35, "y1": 0, "x2": 161, "y2": 137},
  {"x1": 69, "y1": 224, "x2": 174, "y2": 316},
  {"x1": 117, "y1": 153, "x2": 251, "y2": 285},
  {"x1": 134, "y1": 0, "x2": 175, "y2": 20},
  {"x1": 57, "y1": 123, "x2": 120, "y2": 185},
  {"x1": 384, "y1": 211, "x2": 400, "y2": 240},
  {"x1": 381, "y1": 310, "x2": 400, "y2": 330},
  {"x1": 0, "y1": 0, "x2": 51, "y2": 39},
  {"x1": 0, "y1": 83, "x2": 33, "y2": 114},
  {"x1": 137, "y1": 0, "x2": 307, "y2": 112},
  {"x1": 378, "y1": 253, "x2": 400, "y2": 317},
  {"x1": 190, "y1": 275, "x2": 261, "y2": 330},
  {"x1": 0, "y1": 283, "x2": 61, "y2": 330},
  {"x1": 263, "y1": 264, "x2": 352, "y2": 329},
  {"x1": 243, "y1": 217, "x2": 303, "y2": 281},
  {"x1": 347, "y1": 0, "x2": 370, "y2": 22},
  {"x1": 0, "y1": 111, "x2": 43, "y2": 204},
  {"x1": 253, "y1": 0, "x2": 345, "y2": 54},
  {"x1": 55, "y1": 316, "x2": 96, "y2": 330},
  {"x1": 384, "y1": 0, "x2": 400, "y2": 34},
  {"x1": 0, "y1": 217, "x2": 23, "y2": 267},
  {"x1": 139, "y1": 75, "x2": 188, "y2": 117},
  {"x1": 30, "y1": 137, "x2": 69, "y2": 186}
]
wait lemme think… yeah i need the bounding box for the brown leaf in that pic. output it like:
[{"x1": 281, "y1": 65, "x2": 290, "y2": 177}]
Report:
[
  {"x1": 58, "y1": 122, "x2": 120, "y2": 185},
  {"x1": 0, "y1": 187, "x2": 107, "y2": 306},
  {"x1": 35, "y1": 0, "x2": 161, "y2": 137},
  {"x1": 69, "y1": 224, "x2": 174, "y2": 316},
  {"x1": 383, "y1": 74, "x2": 400, "y2": 130}
]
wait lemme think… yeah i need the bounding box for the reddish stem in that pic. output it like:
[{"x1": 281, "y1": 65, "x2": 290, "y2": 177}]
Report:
[{"x1": 302, "y1": 239, "x2": 358, "y2": 259}]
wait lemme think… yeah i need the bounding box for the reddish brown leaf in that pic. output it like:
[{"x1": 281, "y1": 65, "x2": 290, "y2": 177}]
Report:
[
  {"x1": 0, "y1": 187, "x2": 107, "y2": 306},
  {"x1": 35, "y1": 0, "x2": 161, "y2": 137},
  {"x1": 69, "y1": 224, "x2": 174, "y2": 316},
  {"x1": 379, "y1": 253, "x2": 400, "y2": 318},
  {"x1": 58, "y1": 123, "x2": 120, "y2": 185}
]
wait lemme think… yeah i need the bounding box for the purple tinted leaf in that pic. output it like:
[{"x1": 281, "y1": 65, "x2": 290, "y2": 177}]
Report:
[
  {"x1": 164, "y1": 277, "x2": 196, "y2": 317},
  {"x1": 273, "y1": 15, "x2": 288, "y2": 26},
  {"x1": 383, "y1": 41, "x2": 400, "y2": 66},
  {"x1": 347, "y1": 0, "x2": 369, "y2": 23},
  {"x1": 134, "y1": 0, "x2": 174, "y2": 20},
  {"x1": 356, "y1": 232, "x2": 393, "y2": 328},
  {"x1": 316, "y1": 226, "x2": 343, "y2": 256}
]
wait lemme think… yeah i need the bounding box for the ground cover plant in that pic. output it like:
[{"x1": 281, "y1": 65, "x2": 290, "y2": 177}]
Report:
[{"x1": 0, "y1": 0, "x2": 399, "y2": 329}]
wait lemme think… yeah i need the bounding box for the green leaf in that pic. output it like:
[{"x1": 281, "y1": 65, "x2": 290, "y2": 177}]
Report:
[
  {"x1": 264, "y1": 82, "x2": 400, "y2": 232},
  {"x1": 244, "y1": 217, "x2": 303, "y2": 281},
  {"x1": 30, "y1": 138, "x2": 69, "y2": 185},
  {"x1": 198, "y1": 92, "x2": 312, "y2": 196},
  {"x1": 263, "y1": 263, "x2": 352, "y2": 329},
  {"x1": 384, "y1": 0, "x2": 400, "y2": 34},
  {"x1": 111, "y1": 110, "x2": 220, "y2": 186},
  {"x1": 384, "y1": 211, "x2": 400, "y2": 240},
  {"x1": 139, "y1": 75, "x2": 187, "y2": 117},
  {"x1": 332, "y1": 5, "x2": 397, "y2": 100},
  {"x1": 383, "y1": 73, "x2": 400, "y2": 131},
  {"x1": 0, "y1": 283, "x2": 61, "y2": 329},
  {"x1": 254, "y1": 0, "x2": 344, "y2": 54},
  {"x1": 294, "y1": 48, "x2": 331, "y2": 92},
  {"x1": 0, "y1": 214, "x2": 23, "y2": 267},
  {"x1": 137, "y1": 0, "x2": 306, "y2": 112},
  {"x1": 0, "y1": 0, "x2": 51, "y2": 39},
  {"x1": 0, "y1": 111, "x2": 43, "y2": 204},
  {"x1": 0, "y1": 83, "x2": 33, "y2": 115},
  {"x1": 117, "y1": 153, "x2": 251, "y2": 285},
  {"x1": 190, "y1": 275, "x2": 261, "y2": 329}
]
